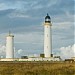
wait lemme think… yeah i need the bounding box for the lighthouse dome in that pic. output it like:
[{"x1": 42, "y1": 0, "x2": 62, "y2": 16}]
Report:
[
  {"x1": 45, "y1": 13, "x2": 50, "y2": 19},
  {"x1": 45, "y1": 13, "x2": 51, "y2": 23}
]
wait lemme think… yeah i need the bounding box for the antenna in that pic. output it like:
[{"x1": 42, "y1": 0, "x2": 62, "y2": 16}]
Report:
[
  {"x1": 9, "y1": 30, "x2": 11, "y2": 36},
  {"x1": 47, "y1": 13, "x2": 48, "y2": 16}
]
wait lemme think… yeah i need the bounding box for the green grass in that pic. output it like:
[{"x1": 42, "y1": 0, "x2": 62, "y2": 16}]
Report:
[{"x1": 0, "y1": 61, "x2": 75, "y2": 75}]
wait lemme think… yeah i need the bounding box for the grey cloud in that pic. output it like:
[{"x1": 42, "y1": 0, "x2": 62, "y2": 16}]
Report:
[{"x1": 0, "y1": 9, "x2": 15, "y2": 17}]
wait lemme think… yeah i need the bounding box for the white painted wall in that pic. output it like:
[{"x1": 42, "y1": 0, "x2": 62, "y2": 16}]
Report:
[
  {"x1": 44, "y1": 23, "x2": 52, "y2": 57},
  {"x1": 6, "y1": 35, "x2": 14, "y2": 58},
  {"x1": 0, "y1": 57, "x2": 60, "y2": 61}
]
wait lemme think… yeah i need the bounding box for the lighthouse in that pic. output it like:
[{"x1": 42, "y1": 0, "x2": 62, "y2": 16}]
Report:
[
  {"x1": 6, "y1": 31, "x2": 14, "y2": 58},
  {"x1": 44, "y1": 14, "x2": 52, "y2": 57}
]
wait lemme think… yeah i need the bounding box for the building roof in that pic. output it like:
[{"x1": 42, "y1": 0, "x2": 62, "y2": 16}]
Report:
[{"x1": 45, "y1": 13, "x2": 51, "y2": 19}]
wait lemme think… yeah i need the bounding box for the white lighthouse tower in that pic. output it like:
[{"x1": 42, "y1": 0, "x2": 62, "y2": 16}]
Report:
[
  {"x1": 6, "y1": 31, "x2": 14, "y2": 58},
  {"x1": 44, "y1": 14, "x2": 52, "y2": 57}
]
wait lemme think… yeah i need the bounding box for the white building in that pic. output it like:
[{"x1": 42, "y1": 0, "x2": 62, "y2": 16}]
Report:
[
  {"x1": 6, "y1": 32, "x2": 14, "y2": 58},
  {"x1": 44, "y1": 14, "x2": 52, "y2": 57},
  {"x1": 0, "y1": 57, "x2": 60, "y2": 61},
  {"x1": 71, "y1": 57, "x2": 75, "y2": 61}
]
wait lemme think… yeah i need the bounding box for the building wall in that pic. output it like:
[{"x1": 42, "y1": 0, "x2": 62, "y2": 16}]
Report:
[
  {"x1": 6, "y1": 35, "x2": 14, "y2": 58},
  {"x1": 44, "y1": 23, "x2": 52, "y2": 57},
  {"x1": 0, "y1": 57, "x2": 60, "y2": 61},
  {"x1": 71, "y1": 57, "x2": 75, "y2": 61}
]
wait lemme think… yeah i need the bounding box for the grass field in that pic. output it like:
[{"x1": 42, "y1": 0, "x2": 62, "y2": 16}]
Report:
[{"x1": 0, "y1": 61, "x2": 75, "y2": 75}]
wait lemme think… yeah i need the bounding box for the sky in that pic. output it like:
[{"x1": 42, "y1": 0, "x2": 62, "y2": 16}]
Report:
[{"x1": 0, "y1": 0, "x2": 75, "y2": 59}]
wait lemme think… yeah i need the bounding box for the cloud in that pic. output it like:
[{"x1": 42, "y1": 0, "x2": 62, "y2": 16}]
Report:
[
  {"x1": 53, "y1": 22, "x2": 74, "y2": 30},
  {"x1": 18, "y1": 49, "x2": 23, "y2": 54},
  {"x1": 15, "y1": 32, "x2": 43, "y2": 43},
  {"x1": 8, "y1": 10, "x2": 31, "y2": 18},
  {"x1": 47, "y1": 0, "x2": 61, "y2": 7},
  {"x1": 0, "y1": 2, "x2": 17, "y2": 11},
  {"x1": 0, "y1": 9, "x2": 15, "y2": 17},
  {"x1": 58, "y1": 44, "x2": 75, "y2": 59},
  {"x1": 0, "y1": 44, "x2": 6, "y2": 57},
  {"x1": 14, "y1": 32, "x2": 43, "y2": 49}
]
